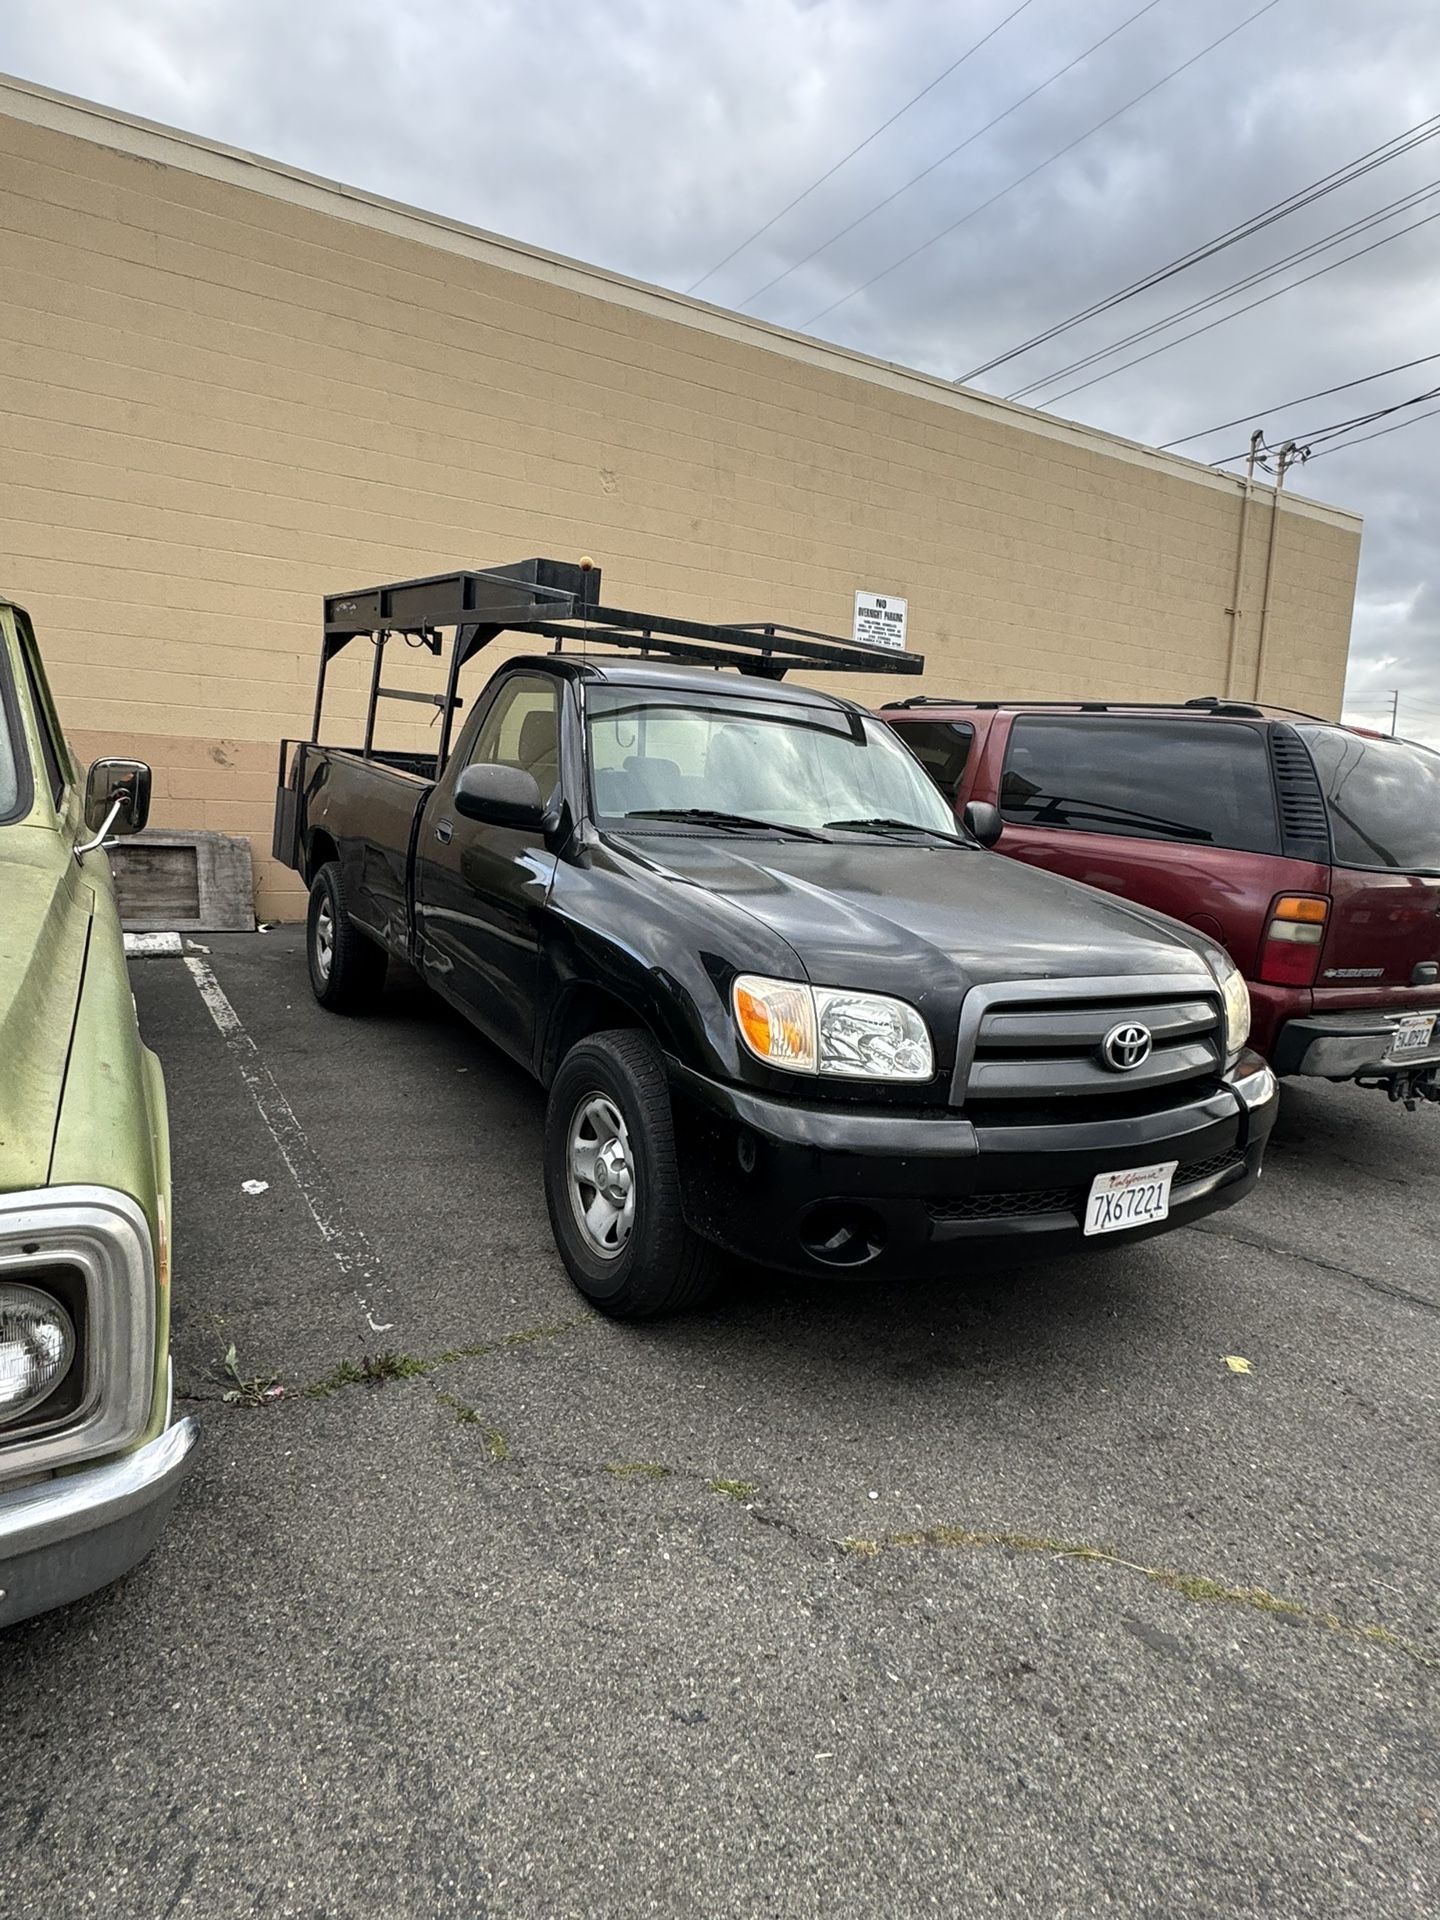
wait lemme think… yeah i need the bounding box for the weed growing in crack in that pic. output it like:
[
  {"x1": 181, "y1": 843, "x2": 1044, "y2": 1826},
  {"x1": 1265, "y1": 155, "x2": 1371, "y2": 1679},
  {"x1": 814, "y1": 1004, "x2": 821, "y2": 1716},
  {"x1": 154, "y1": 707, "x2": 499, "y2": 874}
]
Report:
[
  {"x1": 709, "y1": 1479, "x2": 759, "y2": 1503},
  {"x1": 838, "y1": 1526, "x2": 1435, "y2": 1668},
  {"x1": 221, "y1": 1343, "x2": 283, "y2": 1408}
]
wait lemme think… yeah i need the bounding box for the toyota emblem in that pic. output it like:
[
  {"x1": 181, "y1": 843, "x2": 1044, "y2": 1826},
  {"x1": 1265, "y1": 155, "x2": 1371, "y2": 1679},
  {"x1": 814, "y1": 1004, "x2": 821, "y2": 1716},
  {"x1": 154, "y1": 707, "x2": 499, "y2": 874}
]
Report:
[{"x1": 1101, "y1": 1022, "x2": 1152, "y2": 1072}]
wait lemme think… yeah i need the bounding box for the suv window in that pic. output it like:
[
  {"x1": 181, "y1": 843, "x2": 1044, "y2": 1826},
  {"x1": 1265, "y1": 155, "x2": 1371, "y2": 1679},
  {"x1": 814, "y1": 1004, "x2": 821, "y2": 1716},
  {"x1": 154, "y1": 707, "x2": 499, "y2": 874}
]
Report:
[
  {"x1": 466, "y1": 673, "x2": 560, "y2": 800},
  {"x1": 1298, "y1": 726, "x2": 1440, "y2": 873},
  {"x1": 893, "y1": 720, "x2": 974, "y2": 801},
  {"x1": 1000, "y1": 716, "x2": 1280, "y2": 854}
]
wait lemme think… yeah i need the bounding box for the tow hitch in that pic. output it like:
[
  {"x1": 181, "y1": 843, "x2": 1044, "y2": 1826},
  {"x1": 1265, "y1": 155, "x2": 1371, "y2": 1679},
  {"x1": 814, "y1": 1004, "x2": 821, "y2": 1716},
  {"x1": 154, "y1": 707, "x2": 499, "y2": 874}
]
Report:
[{"x1": 1359, "y1": 1065, "x2": 1440, "y2": 1111}]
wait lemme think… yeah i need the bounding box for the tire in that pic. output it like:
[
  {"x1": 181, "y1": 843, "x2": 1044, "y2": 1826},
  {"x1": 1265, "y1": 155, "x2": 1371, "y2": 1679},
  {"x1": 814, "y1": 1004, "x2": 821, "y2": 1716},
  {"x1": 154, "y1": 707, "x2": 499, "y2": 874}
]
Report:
[
  {"x1": 544, "y1": 1028, "x2": 722, "y2": 1319},
  {"x1": 306, "y1": 861, "x2": 387, "y2": 1014}
]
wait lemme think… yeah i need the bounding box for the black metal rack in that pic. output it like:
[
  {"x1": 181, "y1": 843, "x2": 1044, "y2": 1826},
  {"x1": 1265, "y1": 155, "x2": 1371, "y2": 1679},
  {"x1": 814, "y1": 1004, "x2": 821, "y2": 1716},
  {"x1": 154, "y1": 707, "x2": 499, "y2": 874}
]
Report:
[{"x1": 313, "y1": 557, "x2": 923, "y2": 774}]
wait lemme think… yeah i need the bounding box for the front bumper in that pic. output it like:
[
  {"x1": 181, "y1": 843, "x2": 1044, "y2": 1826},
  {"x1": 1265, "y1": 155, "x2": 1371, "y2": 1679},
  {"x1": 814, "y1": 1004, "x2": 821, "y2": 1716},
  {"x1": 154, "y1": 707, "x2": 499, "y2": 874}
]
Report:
[
  {"x1": 1273, "y1": 1010, "x2": 1440, "y2": 1083},
  {"x1": 0, "y1": 1414, "x2": 199, "y2": 1629},
  {"x1": 669, "y1": 1053, "x2": 1278, "y2": 1278}
]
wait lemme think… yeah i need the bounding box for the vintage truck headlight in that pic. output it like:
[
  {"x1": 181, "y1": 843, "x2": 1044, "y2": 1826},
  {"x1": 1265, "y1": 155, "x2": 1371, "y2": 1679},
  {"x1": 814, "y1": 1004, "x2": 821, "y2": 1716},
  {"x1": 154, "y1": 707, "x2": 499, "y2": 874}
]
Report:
[
  {"x1": 1210, "y1": 951, "x2": 1252, "y2": 1061},
  {"x1": 0, "y1": 1283, "x2": 77, "y2": 1425},
  {"x1": 732, "y1": 976, "x2": 933, "y2": 1081}
]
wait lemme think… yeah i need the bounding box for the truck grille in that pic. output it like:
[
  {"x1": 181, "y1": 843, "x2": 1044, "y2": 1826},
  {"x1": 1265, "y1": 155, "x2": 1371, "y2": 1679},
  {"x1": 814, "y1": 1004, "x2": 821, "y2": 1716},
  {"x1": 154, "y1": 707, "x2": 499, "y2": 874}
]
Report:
[
  {"x1": 952, "y1": 977, "x2": 1225, "y2": 1108},
  {"x1": 926, "y1": 1148, "x2": 1245, "y2": 1224}
]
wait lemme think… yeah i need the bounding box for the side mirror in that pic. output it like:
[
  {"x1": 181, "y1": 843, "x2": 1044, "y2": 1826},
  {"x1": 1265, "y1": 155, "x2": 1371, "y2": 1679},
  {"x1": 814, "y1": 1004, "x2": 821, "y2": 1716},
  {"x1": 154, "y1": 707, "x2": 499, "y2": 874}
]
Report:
[
  {"x1": 962, "y1": 800, "x2": 1003, "y2": 848},
  {"x1": 83, "y1": 758, "x2": 151, "y2": 839},
  {"x1": 453, "y1": 762, "x2": 545, "y2": 830}
]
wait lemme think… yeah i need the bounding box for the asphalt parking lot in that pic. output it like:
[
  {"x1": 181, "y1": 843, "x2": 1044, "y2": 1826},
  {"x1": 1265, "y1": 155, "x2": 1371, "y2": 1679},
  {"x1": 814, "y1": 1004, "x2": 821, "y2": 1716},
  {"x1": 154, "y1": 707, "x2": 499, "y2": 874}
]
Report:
[{"x1": 2, "y1": 929, "x2": 1436, "y2": 1919}]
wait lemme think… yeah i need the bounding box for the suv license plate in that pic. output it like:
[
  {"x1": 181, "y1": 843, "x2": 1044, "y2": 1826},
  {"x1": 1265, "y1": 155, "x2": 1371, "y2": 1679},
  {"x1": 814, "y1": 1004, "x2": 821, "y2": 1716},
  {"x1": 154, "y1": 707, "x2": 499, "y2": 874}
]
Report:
[
  {"x1": 1084, "y1": 1162, "x2": 1179, "y2": 1237},
  {"x1": 1388, "y1": 1013, "x2": 1437, "y2": 1060}
]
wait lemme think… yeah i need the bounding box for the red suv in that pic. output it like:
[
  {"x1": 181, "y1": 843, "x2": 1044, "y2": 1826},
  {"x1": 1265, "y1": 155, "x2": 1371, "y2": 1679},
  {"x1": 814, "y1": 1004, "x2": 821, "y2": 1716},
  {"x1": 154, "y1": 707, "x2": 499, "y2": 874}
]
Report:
[{"x1": 881, "y1": 696, "x2": 1440, "y2": 1109}]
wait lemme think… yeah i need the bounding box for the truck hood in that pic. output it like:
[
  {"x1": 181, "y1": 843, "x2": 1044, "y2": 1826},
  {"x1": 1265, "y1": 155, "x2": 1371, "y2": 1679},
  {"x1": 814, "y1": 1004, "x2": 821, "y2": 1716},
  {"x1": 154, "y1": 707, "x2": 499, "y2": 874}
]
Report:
[
  {"x1": 613, "y1": 834, "x2": 1217, "y2": 997},
  {"x1": 0, "y1": 831, "x2": 92, "y2": 1193}
]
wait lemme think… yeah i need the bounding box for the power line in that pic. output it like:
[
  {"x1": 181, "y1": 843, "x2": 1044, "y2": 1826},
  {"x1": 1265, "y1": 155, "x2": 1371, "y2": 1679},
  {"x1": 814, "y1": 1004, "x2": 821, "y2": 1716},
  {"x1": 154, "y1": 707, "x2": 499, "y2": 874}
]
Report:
[
  {"x1": 1292, "y1": 381, "x2": 1440, "y2": 450},
  {"x1": 1208, "y1": 386, "x2": 1440, "y2": 465},
  {"x1": 957, "y1": 110, "x2": 1440, "y2": 383},
  {"x1": 735, "y1": 0, "x2": 1170, "y2": 312},
  {"x1": 1309, "y1": 397, "x2": 1440, "y2": 459},
  {"x1": 1160, "y1": 350, "x2": 1440, "y2": 449},
  {"x1": 797, "y1": 0, "x2": 1283, "y2": 332},
  {"x1": 1010, "y1": 176, "x2": 1440, "y2": 401},
  {"x1": 1033, "y1": 196, "x2": 1440, "y2": 407},
  {"x1": 685, "y1": 0, "x2": 1039, "y2": 296}
]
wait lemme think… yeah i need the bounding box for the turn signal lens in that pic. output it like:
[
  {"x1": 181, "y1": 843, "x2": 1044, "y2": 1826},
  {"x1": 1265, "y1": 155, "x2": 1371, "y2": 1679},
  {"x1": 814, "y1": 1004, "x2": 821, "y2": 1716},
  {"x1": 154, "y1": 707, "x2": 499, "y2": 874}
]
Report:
[
  {"x1": 733, "y1": 976, "x2": 817, "y2": 1072},
  {"x1": 732, "y1": 976, "x2": 934, "y2": 1081},
  {"x1": 1259, "y1": 894, "x2": 1329, "y2": 987}
]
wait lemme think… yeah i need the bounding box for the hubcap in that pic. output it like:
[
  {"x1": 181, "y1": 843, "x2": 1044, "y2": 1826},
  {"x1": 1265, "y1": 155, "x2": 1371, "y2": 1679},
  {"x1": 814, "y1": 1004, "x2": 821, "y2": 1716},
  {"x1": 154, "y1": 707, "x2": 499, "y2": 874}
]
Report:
[
  {"x1": 314, "y1": 898, "x2": 335, "y2": 983},
  {"x1": 567, "y1": 1094, "x2": 635, "y2": 1260}
]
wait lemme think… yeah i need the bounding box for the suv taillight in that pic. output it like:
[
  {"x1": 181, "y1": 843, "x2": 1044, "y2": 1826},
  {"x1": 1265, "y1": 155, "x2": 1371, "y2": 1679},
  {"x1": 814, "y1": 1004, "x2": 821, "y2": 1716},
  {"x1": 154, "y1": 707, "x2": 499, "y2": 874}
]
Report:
[{"x1": 1258, "y1": 894, "x2": 1329, "y2": 987}]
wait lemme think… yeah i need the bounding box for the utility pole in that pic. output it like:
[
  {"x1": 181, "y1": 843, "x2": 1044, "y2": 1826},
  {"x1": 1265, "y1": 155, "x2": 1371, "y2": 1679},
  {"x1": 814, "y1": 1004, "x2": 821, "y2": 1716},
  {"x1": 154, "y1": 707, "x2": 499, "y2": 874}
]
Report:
[
  {"x1": 1253, "y1": 439, "x2": 1299, "y2": 705},
  {"x1": 1224, "y1": 429, "x2": 1264, "y2": 699},
  {"x1": 1387, "y1": 688, "x2": 1400, "y2": 736}
]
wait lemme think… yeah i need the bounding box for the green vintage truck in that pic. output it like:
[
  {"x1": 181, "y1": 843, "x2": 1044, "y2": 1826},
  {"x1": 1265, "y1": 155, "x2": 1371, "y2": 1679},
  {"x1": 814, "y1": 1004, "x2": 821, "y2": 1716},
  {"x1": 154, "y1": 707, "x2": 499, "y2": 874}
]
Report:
[{"x1": 0, "y1": 592, "x2": 197, "y2": 1628}]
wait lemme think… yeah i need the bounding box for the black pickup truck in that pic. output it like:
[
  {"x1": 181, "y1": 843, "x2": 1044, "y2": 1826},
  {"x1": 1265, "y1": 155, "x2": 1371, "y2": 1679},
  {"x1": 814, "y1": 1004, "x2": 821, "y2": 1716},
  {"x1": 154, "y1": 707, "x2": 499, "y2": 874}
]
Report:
[{"x1": 273, "y1": 560, "x2": 1278, "y2": 1317}]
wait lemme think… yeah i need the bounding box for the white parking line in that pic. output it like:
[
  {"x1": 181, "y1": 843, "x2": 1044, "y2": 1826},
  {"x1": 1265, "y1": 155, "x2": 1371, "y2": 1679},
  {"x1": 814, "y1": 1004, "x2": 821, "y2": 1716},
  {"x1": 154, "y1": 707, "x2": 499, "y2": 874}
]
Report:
[{"x1": 183, "y1": 955, "x2": 396, "y2": 1334}]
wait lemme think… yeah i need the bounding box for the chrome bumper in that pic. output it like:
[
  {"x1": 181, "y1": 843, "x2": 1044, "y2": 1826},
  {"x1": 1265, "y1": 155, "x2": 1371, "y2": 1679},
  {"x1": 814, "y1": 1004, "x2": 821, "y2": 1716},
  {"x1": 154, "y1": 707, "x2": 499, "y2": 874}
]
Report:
[
  {"x1": 0, "y1": 1416, "x2": 199, "y2": 1629},
  {"x1": 1273, "y1": 1010, "x2": 1440, "y2": 1081}
]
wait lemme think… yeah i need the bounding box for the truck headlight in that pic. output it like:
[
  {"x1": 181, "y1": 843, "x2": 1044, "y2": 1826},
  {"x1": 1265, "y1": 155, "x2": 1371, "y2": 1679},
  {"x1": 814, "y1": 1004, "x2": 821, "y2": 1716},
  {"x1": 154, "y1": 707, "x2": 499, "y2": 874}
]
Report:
[
  {"x1": 732, "y1": 976, "x2": 933, "y2": 1081},
  {"x1": 1210, "y1": 952, "x2": 1251, "y2": 1060},
  {"x1": 0, "y1": 1283, "x2": 77, "y2": 1424}
]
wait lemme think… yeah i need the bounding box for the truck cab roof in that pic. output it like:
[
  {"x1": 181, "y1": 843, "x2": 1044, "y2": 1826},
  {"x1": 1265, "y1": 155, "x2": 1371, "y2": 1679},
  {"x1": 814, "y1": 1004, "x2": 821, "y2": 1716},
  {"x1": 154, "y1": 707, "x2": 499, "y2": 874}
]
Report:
[{"x1": 513, "y1": 653, "x2": 862, "y2": 712}]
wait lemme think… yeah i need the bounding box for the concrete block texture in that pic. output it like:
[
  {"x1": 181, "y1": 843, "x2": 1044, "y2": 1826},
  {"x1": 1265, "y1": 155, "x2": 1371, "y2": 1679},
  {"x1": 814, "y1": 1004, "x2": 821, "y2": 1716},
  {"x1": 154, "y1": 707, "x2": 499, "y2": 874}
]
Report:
[{"x1": 0, "y1": 75, "x2": 1362, "y2": 919}]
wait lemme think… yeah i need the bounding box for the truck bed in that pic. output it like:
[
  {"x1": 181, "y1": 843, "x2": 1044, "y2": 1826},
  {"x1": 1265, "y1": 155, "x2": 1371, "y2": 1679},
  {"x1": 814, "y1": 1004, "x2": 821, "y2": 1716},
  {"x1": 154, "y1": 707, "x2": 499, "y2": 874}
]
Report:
[{"x1": 274, "y1": 741, "x2": 434, "y2": 958}]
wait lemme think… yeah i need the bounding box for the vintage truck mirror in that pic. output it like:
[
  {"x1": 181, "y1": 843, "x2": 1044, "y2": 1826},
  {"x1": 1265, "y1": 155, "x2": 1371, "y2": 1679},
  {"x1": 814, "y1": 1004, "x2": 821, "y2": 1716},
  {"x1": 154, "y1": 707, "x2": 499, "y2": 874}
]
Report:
[
  {"x1": 83, "y1": 758, "x2": 152, "y2": 839},
  {"x1": 962, "y1": 800, "x2": 1003, "y2": 848},
  {"x1": 453, "y1": 762, "x2": 546, "y2": 830}
]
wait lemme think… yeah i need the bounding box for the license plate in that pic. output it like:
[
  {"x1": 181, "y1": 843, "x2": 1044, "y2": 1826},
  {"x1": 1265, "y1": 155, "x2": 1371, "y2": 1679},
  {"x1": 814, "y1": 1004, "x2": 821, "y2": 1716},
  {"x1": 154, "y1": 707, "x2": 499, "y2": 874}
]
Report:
[
  {"x1": 1084, "y1": 1161, "x2": 1178, "y2": 1237},
  {"x1": 1388, "y1": 1013, "x2": 1437, "y2": 1060}
]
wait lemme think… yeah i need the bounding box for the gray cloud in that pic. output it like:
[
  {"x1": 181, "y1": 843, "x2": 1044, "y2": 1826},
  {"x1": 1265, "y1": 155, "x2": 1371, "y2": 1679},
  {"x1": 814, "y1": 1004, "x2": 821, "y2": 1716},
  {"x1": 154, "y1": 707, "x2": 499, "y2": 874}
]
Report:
[{"x1": 3, "y1": 0, "x2": 1438, "y2": 741}]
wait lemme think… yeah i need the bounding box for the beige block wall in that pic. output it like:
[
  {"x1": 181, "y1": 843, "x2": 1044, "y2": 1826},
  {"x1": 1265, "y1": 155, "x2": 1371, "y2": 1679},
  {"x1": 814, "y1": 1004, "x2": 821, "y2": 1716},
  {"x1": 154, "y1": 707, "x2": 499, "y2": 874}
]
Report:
[{"x1": 0, "y1": 77, "x2": 1362, "y2": 922}]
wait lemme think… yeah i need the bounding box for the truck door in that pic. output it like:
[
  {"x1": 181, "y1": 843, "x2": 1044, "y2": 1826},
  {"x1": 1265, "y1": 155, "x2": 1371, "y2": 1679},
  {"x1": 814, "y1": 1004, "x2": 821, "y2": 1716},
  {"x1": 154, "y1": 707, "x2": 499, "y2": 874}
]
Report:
[{"x1": 413, "y1": 670, "x2": 562, "y2": 1066}]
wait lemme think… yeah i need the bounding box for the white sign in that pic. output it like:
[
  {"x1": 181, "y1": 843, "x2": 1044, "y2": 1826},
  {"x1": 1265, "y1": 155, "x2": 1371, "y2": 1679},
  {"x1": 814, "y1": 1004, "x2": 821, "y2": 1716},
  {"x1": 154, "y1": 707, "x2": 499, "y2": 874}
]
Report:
[{"x1": 853, "y1": 590, "x2": 909, "y2": 652}]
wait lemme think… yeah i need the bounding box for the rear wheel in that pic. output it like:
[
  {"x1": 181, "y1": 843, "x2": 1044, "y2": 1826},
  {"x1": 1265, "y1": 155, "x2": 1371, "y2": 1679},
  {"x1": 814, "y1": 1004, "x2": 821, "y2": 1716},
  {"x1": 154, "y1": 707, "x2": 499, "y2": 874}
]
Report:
[
  {"x1": 307, "y1": 861, "x2": 387, "y2": 1013},
  {"x1": 544, "y1": 1029, "x2": 722, "y2": 1318}
]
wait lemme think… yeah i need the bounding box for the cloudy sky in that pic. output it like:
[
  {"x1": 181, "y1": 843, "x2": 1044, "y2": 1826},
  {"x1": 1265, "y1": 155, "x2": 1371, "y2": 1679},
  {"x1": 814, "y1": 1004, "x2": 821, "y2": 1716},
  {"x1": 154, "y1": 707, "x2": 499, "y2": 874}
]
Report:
[{"x1": 3, "y1": 0, "x2": 1439, "y2": 742}]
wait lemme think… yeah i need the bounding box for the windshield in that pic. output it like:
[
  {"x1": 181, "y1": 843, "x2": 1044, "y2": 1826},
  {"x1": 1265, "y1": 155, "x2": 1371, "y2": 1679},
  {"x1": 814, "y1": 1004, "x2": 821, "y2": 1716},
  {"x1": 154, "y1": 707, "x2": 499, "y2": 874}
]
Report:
[
  {"x1": 1299, "y1": 726, "x2": 1440, "y2": 873},
  {"x1": 586, "y1": 687, "x2": 960, "y2": 837}
]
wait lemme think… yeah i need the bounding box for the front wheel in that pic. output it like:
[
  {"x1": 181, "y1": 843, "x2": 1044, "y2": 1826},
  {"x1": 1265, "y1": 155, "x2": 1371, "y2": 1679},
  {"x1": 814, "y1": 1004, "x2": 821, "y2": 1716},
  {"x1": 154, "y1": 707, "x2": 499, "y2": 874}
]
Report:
[
  {"x1": 306, "y1": 861, "x2": 387, "y2": 1013},
  {"x1": 543, "y1": 1029, "x2": 721, "y2": 1319}
]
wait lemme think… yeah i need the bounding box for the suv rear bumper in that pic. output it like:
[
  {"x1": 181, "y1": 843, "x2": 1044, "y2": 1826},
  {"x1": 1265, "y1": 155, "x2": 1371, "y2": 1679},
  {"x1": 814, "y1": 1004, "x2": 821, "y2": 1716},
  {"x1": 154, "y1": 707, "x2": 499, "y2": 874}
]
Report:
[
  {"x1": 1273, "y1": 1010, "x2": 1440, "y2": 1082},
  {"x1": 668, "y1": 1053, "x2": 1277, "y2": 1278},
  {"x1": 0, "y1": 1414, "x2": 199, "y2": 1629}
]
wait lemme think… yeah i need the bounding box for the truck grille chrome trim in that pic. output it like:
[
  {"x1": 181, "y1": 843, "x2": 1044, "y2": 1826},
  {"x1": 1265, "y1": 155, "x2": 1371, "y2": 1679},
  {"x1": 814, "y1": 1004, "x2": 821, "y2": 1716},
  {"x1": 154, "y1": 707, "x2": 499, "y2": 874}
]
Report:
[{"x1": 951, "y1": 973, "x2": 1225, "y2": 1109}]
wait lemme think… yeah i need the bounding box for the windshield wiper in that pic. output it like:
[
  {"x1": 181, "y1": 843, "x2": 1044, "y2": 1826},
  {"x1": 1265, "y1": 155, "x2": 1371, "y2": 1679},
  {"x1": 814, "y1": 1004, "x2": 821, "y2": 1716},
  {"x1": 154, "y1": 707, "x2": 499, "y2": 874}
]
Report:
[
  {"x1": 622, "y1": 808, "x2": 830, "y2": 841},
  {"x1": 825, "y1": 815, "x2": 972, "y2": 847}
]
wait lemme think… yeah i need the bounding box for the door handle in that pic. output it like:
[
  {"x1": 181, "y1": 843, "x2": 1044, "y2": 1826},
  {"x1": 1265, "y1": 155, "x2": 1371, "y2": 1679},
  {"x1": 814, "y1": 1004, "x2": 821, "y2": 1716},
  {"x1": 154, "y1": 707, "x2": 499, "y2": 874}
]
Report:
[{"x1": 434, "y1": 819, "x2": 454, "y2": 845}]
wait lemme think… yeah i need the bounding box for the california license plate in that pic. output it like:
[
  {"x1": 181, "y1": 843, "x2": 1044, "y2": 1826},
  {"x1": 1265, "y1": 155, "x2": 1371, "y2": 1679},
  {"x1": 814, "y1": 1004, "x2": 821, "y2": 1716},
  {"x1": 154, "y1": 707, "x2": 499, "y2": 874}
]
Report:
[
  {"x1": 1388, "y1": 1013, "x2": 1437, "y2": 1060},
  {"x1": 1084, "y1": 1161, "x2": 1179, "y2": 1237}
]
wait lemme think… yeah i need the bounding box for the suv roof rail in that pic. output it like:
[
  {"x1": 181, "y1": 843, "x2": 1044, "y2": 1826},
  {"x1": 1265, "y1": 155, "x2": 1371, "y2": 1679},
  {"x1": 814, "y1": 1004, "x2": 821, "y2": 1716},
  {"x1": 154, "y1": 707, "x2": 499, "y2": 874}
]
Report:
[{"x1": 881, "y1": 694, "x2": 1271, "y2": 717}]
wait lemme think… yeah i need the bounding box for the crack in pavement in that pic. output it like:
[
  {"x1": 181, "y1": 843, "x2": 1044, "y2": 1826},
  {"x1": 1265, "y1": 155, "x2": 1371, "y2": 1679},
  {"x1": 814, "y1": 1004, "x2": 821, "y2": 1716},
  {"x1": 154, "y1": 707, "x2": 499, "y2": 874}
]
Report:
[
  {"x1": 1186, "y1": 1218, "x2": 1440, "y2": 1314},
  {"x1": 215, "y1": 1347, "x2": 1439, "y2": 1675}
]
